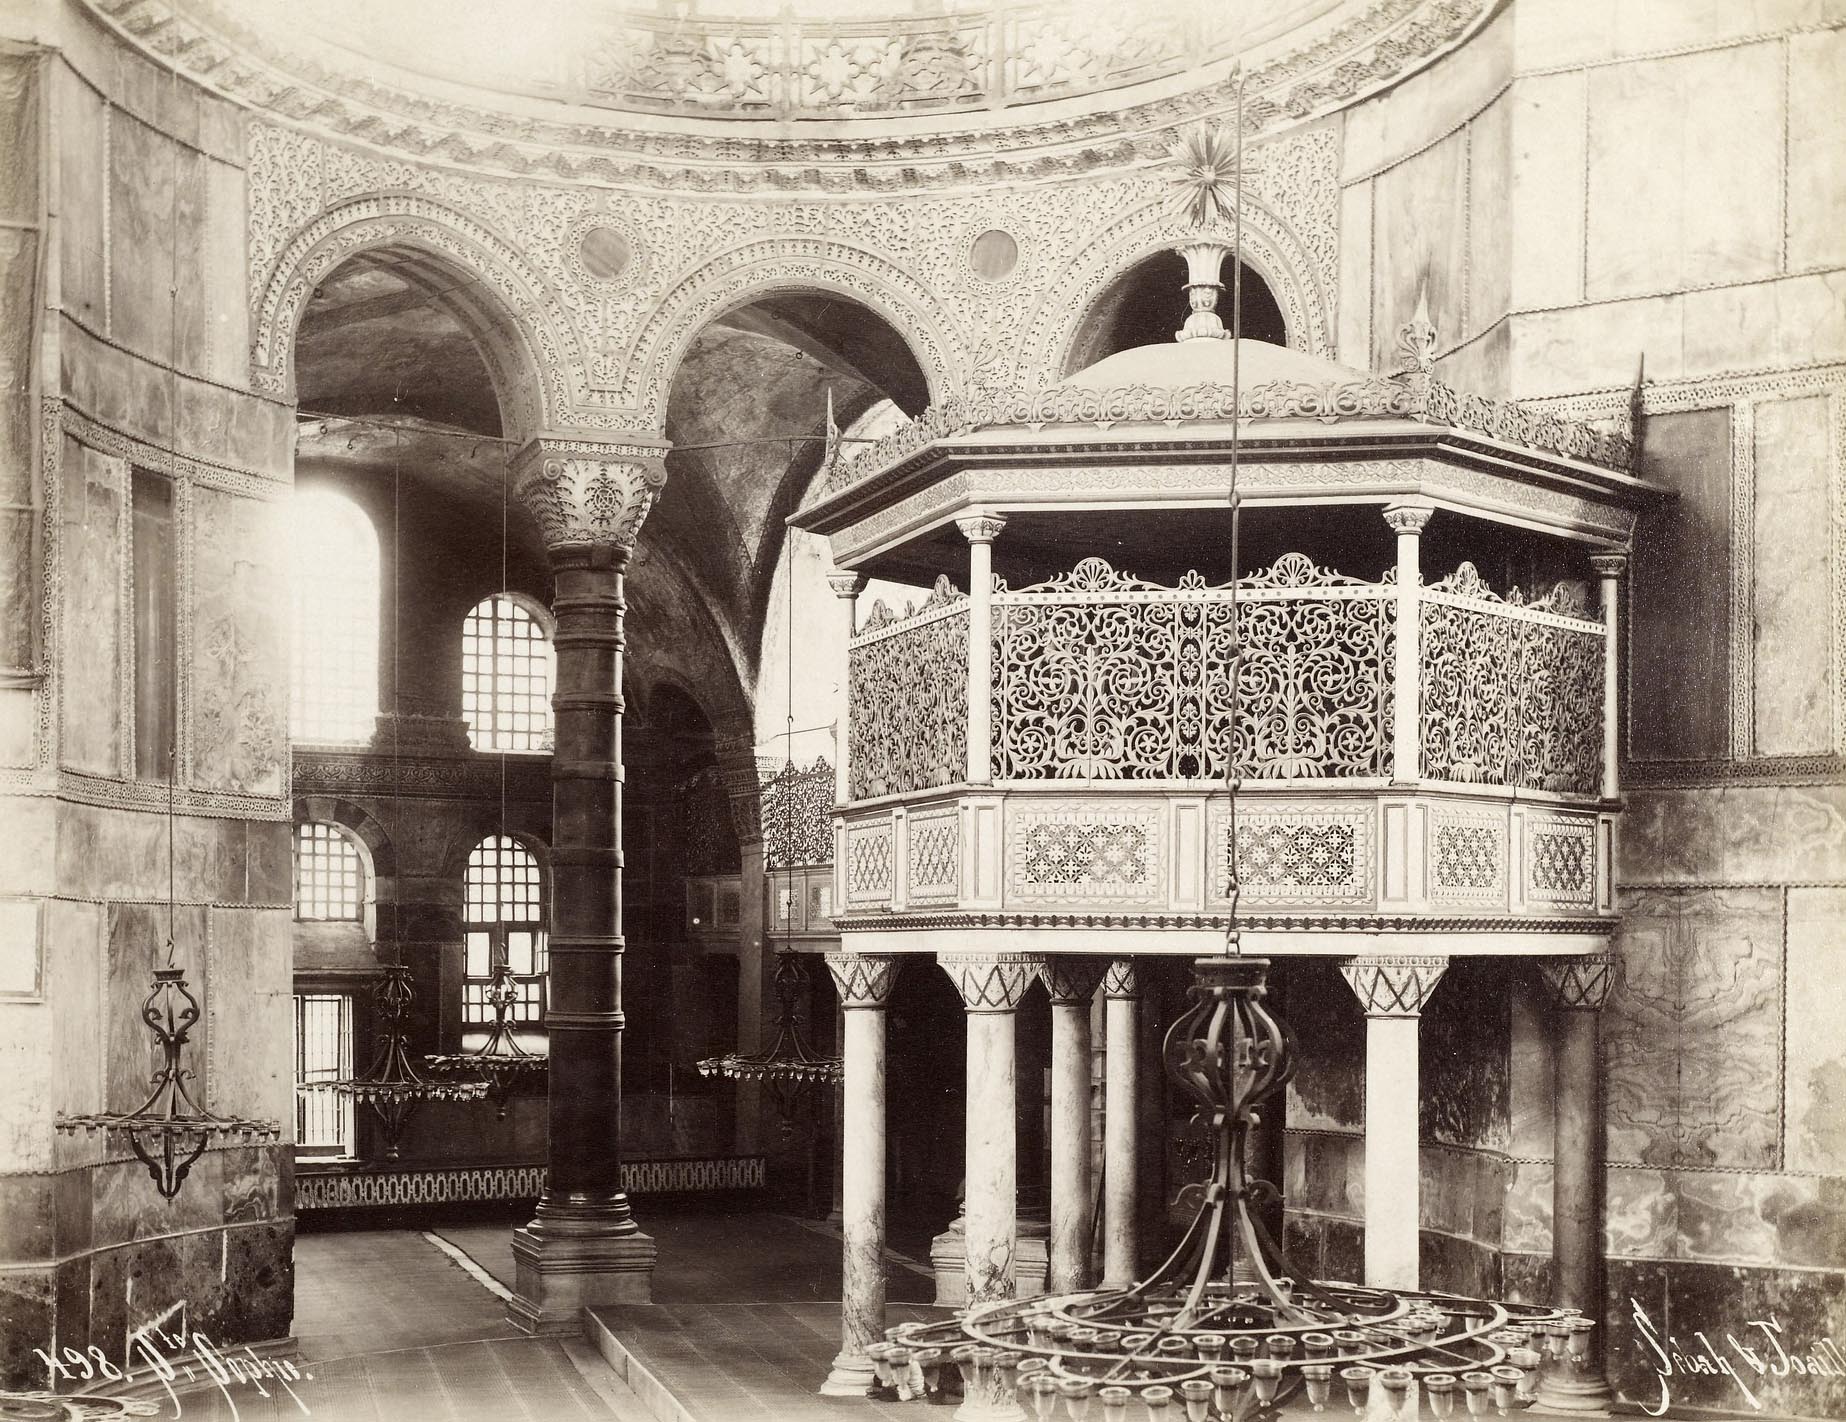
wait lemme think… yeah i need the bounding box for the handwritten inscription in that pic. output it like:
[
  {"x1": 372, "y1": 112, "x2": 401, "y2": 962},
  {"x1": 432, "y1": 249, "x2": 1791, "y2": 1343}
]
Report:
[
  {"x1": 1632, "y1": 1300, "x2": 1846, "y2": 1415},
  {"x1": 37, "y1": 1322, "x2": 314, "y2": 1418}
]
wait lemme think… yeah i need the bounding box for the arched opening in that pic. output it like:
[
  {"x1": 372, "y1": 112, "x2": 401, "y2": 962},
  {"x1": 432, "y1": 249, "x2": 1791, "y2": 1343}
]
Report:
[{"x1": 1064, "y1": 249, "x2": 1288, "y2": 375}]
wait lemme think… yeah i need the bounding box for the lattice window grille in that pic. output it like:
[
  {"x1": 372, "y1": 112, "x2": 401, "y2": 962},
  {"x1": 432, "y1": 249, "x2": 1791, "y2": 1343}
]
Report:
[
  {"x1": 761, "y1": 757, "x2": 835, "y2": 869},
  {"x1": 464, "y1": 835, "x2": 548, "y2": 1027},
  {"x1": 463, "y1": 595, "x2": 556, "y2": 753},
  {"x1": 1019, "y1": 818, "x2": 1155, "y2": 893},
  {"x1": 294, "y1": 822, "x2": 364, "y2": 921},
  {"x1": 1433, "y1": 823, "x2": 1501, "y2": 891},
  {"x1": 294, "y1": 992, "x2": 354, "y2": 1155},
  {"x1": 1528, "y1": 823, "x2": 1595, "y2": 904},
  {"x1": 1232, "y1": 821, "x2": 1358, "y2": 892}
]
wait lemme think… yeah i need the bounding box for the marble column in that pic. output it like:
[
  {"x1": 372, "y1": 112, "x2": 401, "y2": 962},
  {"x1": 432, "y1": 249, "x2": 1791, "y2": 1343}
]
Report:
[
  {"x1": 1383, "y1": 501, "x2": 1434, "y2": 785},
  {"x1": 1536, "y1": 954, "x2": 1617, "y2": 1413},
  {"x1": 941, "y1": 951, "x2": 1037, "y2": 1305},
  {"x1": 821, "y1": 952, "x2": 900, "y2": 1397},
  {"x1": 1338, "y1": 954, "x2": 1448, "y2": 1290},
  {"x1": 956, "y1": 513, "x2": 1006, "y2": 785},
  {"x1": 1042, "y1": 957, "x2": 1107, "y2": 1294},
  {"x1": 827, "y1": 571, "x2": 866, "y2": 808},
  {"x1": 1589, "y1": 555, "x2": 1626, "y2": 802},
  {"x1": 1101, "y1": 958, "x2": 1141, "y2": 1288},
  {"x1": 508, "y1": 438, "x2": 666, "y2": 1329}
]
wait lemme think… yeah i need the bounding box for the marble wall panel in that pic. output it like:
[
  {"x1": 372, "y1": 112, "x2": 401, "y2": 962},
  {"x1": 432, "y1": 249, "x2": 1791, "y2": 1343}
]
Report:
[
  {"x1": 1788, "y1": 28, "x2": 1846, "y2": 272},
  {"x1": 0, "y1": 1002, "x2": 54, "y2": 1172},
  {"x1": 1607, "y1": 1258, "x2": 1846, "y2": 1420},
  {"x1": 1420, "y1": 1232, "x2": 1500, "y2": 1299},
  {"x1": 1788, "y1": 888, "x2": 1846, "y2": 1176},
  {"x1": 1620, "y1": 785, "x2": 1846, "y2": 887},
  {"x1": 1503, "y1": 1160, "x2": 1552, "y2": 1254},
  {"x1": 1419, "y1": 958, "x2": 1511, "y2": 1150},
  {"x1": 1753, "y1": 395, "x2": 1835, "y2": 756},
  {"x1": 0, "y1": 1268, "x2": 53, "y2": 1390},
  {"x1": 1340, "y1": 8, "x2": 1512, "y2": 182},
  {"x1": 56, "y1": 67, "x2": 105, "y2": 332},
  {"x1": 0, "y1": 798, "x2": 54, "y2": 897},
  {"x1": 107, "y1": 111, "x2": 179, "y2": 362},
  {"x1": 1629, "y1": 408, "x2": 1733, "y2": 762},
  {"x1": 1507, "y1": 991, "x2": 1554, "y2": 1158},
  {"x1": 189, "y1": 487, "x2": 286, "y2": 798},
  {"x1": 44, "y1": 898, "x2": 102, "y2": 1121},
  {"x1": 1606, "y1": 887, "x2": 1783, "y2": 1169},
  {"x1": 104, "y1": 903, "x2": 206, "y2": 1112},
  {"x1": 1584, "y1": 43, "x2": 1782, "y2": 302},
  {"x1": 1465, "y1": 92, "x2": 1513, "y2": 344},
  {"x1": 1282, "y1": 960, "x2": 1364, "y2": 1131},
  {"x1": 1370, "y1": 129, "x2": 1470, "y2": 373},
  {"x1": 56, "y1": 804, "x2": 253, "y2": 905},
  {"x1": 1680, "y1": 271, "x2": 1846, "y2": 378},
  {"x1": 1336, "y1": 182, "x2": 1372, "y2": 367},
  {"x1": 202, "y1": 160, "x2": 251, "y2": 386},
  {"x1": 205, "y1": 907, "x2": 293, "y2": 1127},
  {"x1": 0, "y1": 222, "x2": 36, "y2": 680},
  {"x1": 1605, "y1": 1166, "x2": 1676, "y2": 1260},
  {"x1": 60, "y1": 438, "x2": 122, "y2": 777},
  {"x1": 1506, "y1": 69, "x2": 1586, "y2": 312}
]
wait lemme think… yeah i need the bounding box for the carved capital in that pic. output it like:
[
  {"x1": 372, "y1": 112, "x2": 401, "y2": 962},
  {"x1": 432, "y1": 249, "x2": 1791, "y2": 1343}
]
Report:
[
  {"x1": 955, "y1": 512, "x2": 1008, "y2": 546},
  {"x1": 826, "y1": 569, "x2": 867, "y2": 599},
  {"x1": 512, "y1": 436, "x2": 669, "y2": 554},
  {"x1": 1102, "y1": 957, "x2": 1140, "y2": 1000},
  {"x1": 1588, "y1": 553, "x2": 1629, "y2": 581},
  {"x1": 826, "y1": 952, "x2": 899, "y2": 1009},
  {"x1": 1537, "y1": 953, "x2": 1615, "y2": 1012},
  {"x1": 1340, "y1": 954, "x2": 1447, "y2": 1017},
  {"x1": 939, "y1": 951, "x2": 1039, "y2": 1012},
  {"x1": 1382, "y1": 500, "x2": 1435, "y2": 536},
  {"x1": 1041, "y1": 956, "x2": 1107, "y2": 1007}
]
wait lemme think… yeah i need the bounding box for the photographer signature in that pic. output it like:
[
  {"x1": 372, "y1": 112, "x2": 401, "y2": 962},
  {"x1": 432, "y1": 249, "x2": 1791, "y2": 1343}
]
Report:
[
  {"x1": 1632, "y1": 1299, "x2": 1846, "y2": 1415},
  {"x1": 36, "y1": 1312, "x2": 313, "y2": 1419}
]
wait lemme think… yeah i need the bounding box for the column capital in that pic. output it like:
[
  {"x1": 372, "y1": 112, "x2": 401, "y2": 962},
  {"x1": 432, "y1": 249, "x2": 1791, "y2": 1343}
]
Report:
[
  {"x1": 1340, "y1": 954, "x2": 1447, "y2": 1017},
  {"x1": 826, "y1": 569, "x2": 867, "y2": 599},
  {"x1": 1381, "y1": 499, "x2": 1436, "y2": 536},
  {"x1": 826, "y1": 952, "x2": 900, "y2": 1009},
  {"x1": 1102, "y1": 957, "x2": 1141, "y2": 1000},
  {"x1": 512, "y1": 434, "x2": 670, "y2": 554},
  {"x1": 1588, "y1": 552, "x2": 1630, "y2": 580},
  {"x1": 954, "y1": 511, "x2": 1008, "y2": 545},
  {"x1": 1041, "y1": 956, "x2": 1108, "y2": 1007},
  {"x1": 1538, "y1": 953, "x2": 1616, "y2": 1011},
  {"x1": 939, "y1": 951, "x2": 1039, "y2": 1012}
]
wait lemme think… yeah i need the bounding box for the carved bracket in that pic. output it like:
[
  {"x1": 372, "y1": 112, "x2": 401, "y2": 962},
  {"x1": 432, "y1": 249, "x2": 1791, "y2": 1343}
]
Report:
[
  {"x1": 1537, "y1": 953, "x2": 1615, "y2": 1012},
  {"x1": 940, "y1": 951, "x2": 1040, "y2": 1012},
  {"x1": 1040, "y1": 956, "x2": 1107, "y2": 1007},
  {"x1": 826, "y1": 952, "x2": 900, "y2": 1009},
  {"x1": 1339, "y1": 954, "x2": 1448, "y2": 1017},
  {"x1": 512, "y1": 437, "x2": 668, "y2": 553}
]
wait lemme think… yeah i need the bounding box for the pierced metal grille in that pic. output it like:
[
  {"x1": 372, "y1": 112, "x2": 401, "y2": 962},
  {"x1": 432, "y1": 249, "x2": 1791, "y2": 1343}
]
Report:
[
  {"x1": 463, "y1": 836, "x2": 548, "y2": 1027},
  {"x1": 294, "y1": 822, "x2": 363, "y2": 921},
  {"x1": 463, "y1": 595, "x2": 556, "y2": 753}
]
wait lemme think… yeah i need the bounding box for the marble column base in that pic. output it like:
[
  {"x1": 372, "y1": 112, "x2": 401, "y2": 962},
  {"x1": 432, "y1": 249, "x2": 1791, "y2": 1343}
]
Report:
[
  {"x1": 507, "y1": 1224, "x2": 657, "y2": 1332},
  {"x1": 1533, "y1": 1365, "x2": 1614, "y2": 1415},
  {"x1": 820, "y1": 1349, "x2": 876, "y2": 1397},
  {"x1": 930, "y1": 1216, "x2": 1049, "y2": 1306}
]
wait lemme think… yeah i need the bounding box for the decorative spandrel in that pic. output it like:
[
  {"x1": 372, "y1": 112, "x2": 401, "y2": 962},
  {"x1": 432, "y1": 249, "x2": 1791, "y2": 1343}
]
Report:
[
  {"x1": 57, "y1": 966, "x2": 279, "y2": 1201},
  {"x1": 866, "y1": 957, "x2": 1596, "y2": 1420}
]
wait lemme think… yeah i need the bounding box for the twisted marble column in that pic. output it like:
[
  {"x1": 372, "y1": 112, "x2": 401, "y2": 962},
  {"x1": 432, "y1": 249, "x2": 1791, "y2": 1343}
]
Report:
[
  {"x1": 1043, "y1": 957, "x2": 1106, "y2": 1293},
  {"x1": 1339, "y1": 954, "x2": 1448, "y2": 1290},
  {"x1": 821, "y1": 952, "x2": 899, "y2": 1396},
  {"x1": 507, "y1": 437, "x2": 665, "y2": 1329},
  {"x1": 942, "y1": 951, "x2": 1037, "y2": 1305}
]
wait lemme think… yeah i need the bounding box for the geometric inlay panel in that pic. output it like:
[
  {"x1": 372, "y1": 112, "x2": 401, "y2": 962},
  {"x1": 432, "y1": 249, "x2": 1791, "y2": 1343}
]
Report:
[
  {"x1": 1008, "y1": 804, "x2": 1162, "y2": 903},
  {"x1": 906, "y1": 808, "x2": 961, "y2": 902},
  {"x1": 1527, "y1": 816, "x2": 1596, "y2": 908},
  {"x1": 844, "y1": 821, "x2": 894, "y2": 905},
  {"x1": 1430, "y1": 811, "x2": 1505, "y2": 904},
  {"x1": 1211, "y1": 804, "x2": 1372, "y2": 906}
]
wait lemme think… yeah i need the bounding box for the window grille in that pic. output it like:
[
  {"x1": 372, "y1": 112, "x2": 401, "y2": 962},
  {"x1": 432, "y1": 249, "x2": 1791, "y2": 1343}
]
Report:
[
  {"x1": 463, "y1": 595, "x2": 555, "y2": 752},
  {"x1": 463, "y1": 836, "x2": 547, "y2": 1028},
  {"x1": 294, "y1": 992, "x2": 354, "y2": 1155},
  {"x1": 294, "y1": 822, "x2": 363, "y2": 922}
]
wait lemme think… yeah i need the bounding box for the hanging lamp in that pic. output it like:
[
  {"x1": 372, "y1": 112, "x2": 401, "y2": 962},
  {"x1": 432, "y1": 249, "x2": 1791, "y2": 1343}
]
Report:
[{"x1": 299, "y1": 429, "x2": 485, "y2": 1158}]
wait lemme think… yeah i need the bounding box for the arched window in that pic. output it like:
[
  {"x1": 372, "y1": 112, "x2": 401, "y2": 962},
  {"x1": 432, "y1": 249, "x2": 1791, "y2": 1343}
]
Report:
[
  {"x1": 290, "y1": 489, "x2": 378, "y2": 742},
  {"x1": 463, "y1": 594, "x2": 555, "y2": 752},
  {"x1": 464, "y1": 835, "x2": 547, "y2": 1029},
  {"x1": 294, "y1": 822, "x2": 364, "y2": 921}
]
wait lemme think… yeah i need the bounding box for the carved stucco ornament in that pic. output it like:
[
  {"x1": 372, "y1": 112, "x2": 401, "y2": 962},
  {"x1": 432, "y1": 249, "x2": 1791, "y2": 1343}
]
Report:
[{"x1": 511, "y1": 439, "x2": 669, "y2": 551}]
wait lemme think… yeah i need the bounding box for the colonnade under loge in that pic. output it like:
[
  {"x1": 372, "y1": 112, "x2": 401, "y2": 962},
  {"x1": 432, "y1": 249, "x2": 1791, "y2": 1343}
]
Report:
[{"x1": 817, "y1": 949, "x2": 1616, "y2": 1411}]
